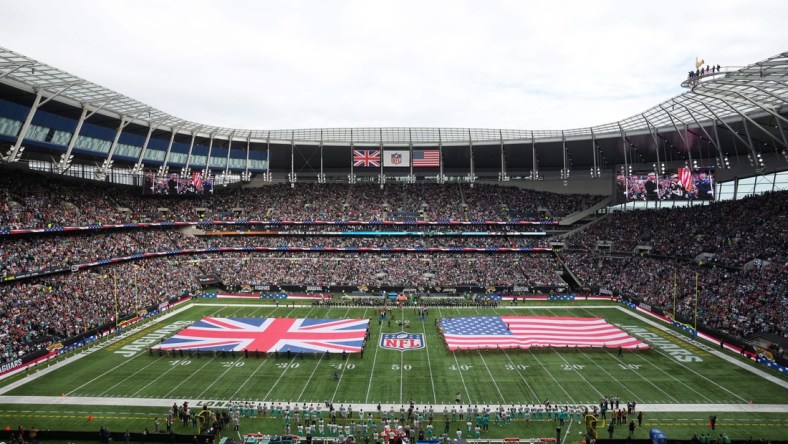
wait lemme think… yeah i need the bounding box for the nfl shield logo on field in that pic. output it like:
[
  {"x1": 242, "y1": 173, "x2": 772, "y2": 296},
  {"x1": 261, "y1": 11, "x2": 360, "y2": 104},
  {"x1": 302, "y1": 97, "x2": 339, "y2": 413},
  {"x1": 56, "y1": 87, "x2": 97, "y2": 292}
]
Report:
[
  {"x1": 390, "y1": 153, "x2": 402, "y2": 165},
  {"x1": 380, "y1": 332, "x2": 424, "y2": 351}
]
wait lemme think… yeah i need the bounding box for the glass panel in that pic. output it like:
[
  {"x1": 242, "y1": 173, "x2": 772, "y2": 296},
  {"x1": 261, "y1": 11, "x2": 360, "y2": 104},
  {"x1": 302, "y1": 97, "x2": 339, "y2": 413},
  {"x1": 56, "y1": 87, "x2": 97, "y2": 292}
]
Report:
[
  {"x1": 76, "y1": 135, "x2": 111, "y2": 153},
  {"x1": 209, "y1": 156, "x2": 226, "y2": 168},
  {"x1": 52, "y1": 130, "x2": 72, "y2": 146},
  {"x1": 753, "y1": 182, "x2": 773, "y2": 193},
  {"x1": 116, "y1": 144, "x2": 141, "y2": 158},
  {"x1": 151, "y1": 150, "x2": 166, "y2": 161},
  {"x1": 774, "y1": 171, "x2": 788, "y2": 191},
  {"x1": 717, "y1": 192, "x2": 734, "y2": 201},
  {"x1": 0, "y1": 117, "x2": 22, "y2": 136},
  {"x1": 169, "y1": 152, "x2": 186, "y2": 165},
  {"x1": 191, "y1": 155, "x2": 207, "y2": 168},
  {"x1": 249, "y1": 159, "x2": 266, "y2": 170},
  {"x1": 736, "y1": 177, "x2": 756, "y2": 198},
  {"x1": 26, "y1": 125, "x2": 49, "y2": 141}
]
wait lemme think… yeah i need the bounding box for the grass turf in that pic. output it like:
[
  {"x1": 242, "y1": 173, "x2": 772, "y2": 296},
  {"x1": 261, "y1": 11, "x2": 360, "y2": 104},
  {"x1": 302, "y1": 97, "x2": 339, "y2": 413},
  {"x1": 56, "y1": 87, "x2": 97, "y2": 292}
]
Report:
[{"x1": 1, "y1": 300, "x2": 786, "y2": 441}]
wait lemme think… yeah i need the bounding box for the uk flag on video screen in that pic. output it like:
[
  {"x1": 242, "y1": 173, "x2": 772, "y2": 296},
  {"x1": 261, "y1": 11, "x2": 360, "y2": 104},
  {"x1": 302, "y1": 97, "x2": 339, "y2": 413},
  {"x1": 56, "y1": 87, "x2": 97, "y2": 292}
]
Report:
[{"x1": 153, "y1": 317, "x2": 369, "y2": 353}]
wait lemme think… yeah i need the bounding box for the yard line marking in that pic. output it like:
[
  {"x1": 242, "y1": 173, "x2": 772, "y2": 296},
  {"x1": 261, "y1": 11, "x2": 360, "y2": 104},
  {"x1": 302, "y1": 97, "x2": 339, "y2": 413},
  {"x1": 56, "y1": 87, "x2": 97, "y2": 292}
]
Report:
[
  {"x1": 195, "y1": 356, "x2": 245, "y2": 400},
  {"x1": 263, "y1": 302, "x2": 334, "y2": 402},
  {"x1": 547, "y1": 306, "x2": 664, "y2": 403},
  {"x1": 438, "y1": 308, "x2": 471, "y2": 406},
  {"x1": 500, "y1": 346, "x2": 539, "y2": 402},
  {"x1": 400, "y1": 306, "x2": 405, "y2": 404},
  {"x1": 628, "y1": 352, "x2": 713, "y2": 403},
  {"x1": 476, "y1": 349, "x2": 506, "y2": 404},
  {"x1": 128, "y1": 354, "x2": 199, "y2": 398},
  {"x1": 399, "y1": 349, "x2": 404, "y2": 404},
  {"x1": 574, "y1": 306, "x2": 712, "y2": 403},
  {"x1": 295, "y1": 353, "x2": 325, "y2": 401},
  {"x1": 332, "y1": 307, "x2": 366, "y2": 403},
  {"x1": 467, "y1": 307, "x2": 506, "y2": 403},
  {"x1": 536, "y1": 307, "x2": 607, "y2": 401},
  {"x1": 67, "y1": 355, "x2": 165, "y2": 396},
  {"x1": 228, "y1": 355, "x2": 274, "y2": 399},
  {"x1": 364, "y1": 314, "x2": 383, "y2": 404},
  {"x1": 490, "y1": 309, "x2": 540, "y2": 404},
  {"x1": 614, "y1": 306, "x2": 751, "y2": 402},
  {"x1": 262, "y1": 355, "x2": 300, "y2": 401},
  {"x1": 420, "y1": 309, "x2": 437, "y2": 404},
  {"x1": 292, "y1": 303, "x2": 335, "y2": 402},
  {"x1": 161, "y1": 357, "x2": 219, "y2": 399},
  {"x1": 527, "y1": 348, "x2": 575, "y2": 404}
]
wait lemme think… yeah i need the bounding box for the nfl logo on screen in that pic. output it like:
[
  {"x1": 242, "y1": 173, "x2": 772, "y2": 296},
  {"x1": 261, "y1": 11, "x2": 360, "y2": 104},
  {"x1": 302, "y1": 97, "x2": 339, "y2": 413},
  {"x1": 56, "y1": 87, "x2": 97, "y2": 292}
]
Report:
[
  {"x1": 380, "y1": 332, "x2": 424, "y2": 351},
  {"x1": 390, "y1": 153, "x2": 402, "y2": 165}
]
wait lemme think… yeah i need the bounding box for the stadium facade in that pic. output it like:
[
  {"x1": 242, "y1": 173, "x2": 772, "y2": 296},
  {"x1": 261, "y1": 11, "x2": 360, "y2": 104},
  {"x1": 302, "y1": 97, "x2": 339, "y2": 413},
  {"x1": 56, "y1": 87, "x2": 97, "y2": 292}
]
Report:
[{"x1": 0, "y1": 46, "x2": 786, "y2": 195}]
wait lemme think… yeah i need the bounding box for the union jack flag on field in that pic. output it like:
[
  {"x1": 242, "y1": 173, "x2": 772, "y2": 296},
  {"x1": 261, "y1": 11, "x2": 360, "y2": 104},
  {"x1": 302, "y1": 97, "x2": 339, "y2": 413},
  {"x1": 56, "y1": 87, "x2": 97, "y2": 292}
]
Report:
[
  {"x1": 353, "y1": 150, "x2": 381, "y2": 167},
  {"x1": 153, "y1": 317, "x2": 369, "y2": 353}
]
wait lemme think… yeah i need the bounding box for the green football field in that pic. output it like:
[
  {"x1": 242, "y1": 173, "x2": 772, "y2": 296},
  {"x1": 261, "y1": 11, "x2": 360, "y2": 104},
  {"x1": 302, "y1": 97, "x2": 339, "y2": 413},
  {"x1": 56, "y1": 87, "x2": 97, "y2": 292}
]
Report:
[{"x1": 1, "y1": 299, "x2": 787, "y2": 441}]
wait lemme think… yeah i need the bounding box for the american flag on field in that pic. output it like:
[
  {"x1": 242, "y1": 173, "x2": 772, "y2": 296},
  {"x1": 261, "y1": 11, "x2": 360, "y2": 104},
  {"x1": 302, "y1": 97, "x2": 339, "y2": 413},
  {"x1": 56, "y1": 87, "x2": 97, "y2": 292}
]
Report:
[
  {"x1": 353, "y1": 150, "x2": 381, "y2": 167},
  {"x1": 153, "y1": 317, "x2": 369, "y2": 353},
  {"x1": 677, "y1": 167, "x2": 693, "y2": 191},
  {"x1": 413, "y1": 150, "x2": 440, "y2": 167},
  {"x1": 439, "y1": 316, "x2": 648, "y2": 350}
]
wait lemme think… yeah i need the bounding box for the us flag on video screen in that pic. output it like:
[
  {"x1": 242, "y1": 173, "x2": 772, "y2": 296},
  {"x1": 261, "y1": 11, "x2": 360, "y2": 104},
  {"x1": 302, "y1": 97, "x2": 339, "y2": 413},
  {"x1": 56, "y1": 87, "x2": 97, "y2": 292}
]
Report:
[
  {"x1": 439, "y1": 316, "x2": 648, "y2": 350},
  {"x1": 153, "y1": 317, "x2": 369, "y2": 353},
  {"x1": 677, "y1": 167, "x2": 693, "y2": 191}
]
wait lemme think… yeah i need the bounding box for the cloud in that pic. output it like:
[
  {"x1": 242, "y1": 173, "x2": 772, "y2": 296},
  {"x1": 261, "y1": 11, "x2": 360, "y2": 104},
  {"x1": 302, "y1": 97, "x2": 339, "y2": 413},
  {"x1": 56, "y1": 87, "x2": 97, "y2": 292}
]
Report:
[{"x1": 1, "y1": 0, "x2": 785, "y2": 132}]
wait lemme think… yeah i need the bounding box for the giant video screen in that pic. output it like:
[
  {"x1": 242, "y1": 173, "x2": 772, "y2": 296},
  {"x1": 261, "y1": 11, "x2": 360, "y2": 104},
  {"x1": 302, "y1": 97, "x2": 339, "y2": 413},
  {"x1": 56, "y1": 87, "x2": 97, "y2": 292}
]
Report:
[
  {"x1": 142, "y1": 171, "x2": 214, "y2": 196},
  {"x1": 615, "y1": 167, "x2": 714, "y2": 202}
]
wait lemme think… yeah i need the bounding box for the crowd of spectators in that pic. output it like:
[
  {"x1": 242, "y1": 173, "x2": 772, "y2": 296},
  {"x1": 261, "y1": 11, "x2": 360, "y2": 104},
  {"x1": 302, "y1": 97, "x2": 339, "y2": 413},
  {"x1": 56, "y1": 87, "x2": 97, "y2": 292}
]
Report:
[
  {"x1": 566, "y1": 191, "x2": 787, "y2": 267},
  {"x1": 1, "y1": 227, "x2": 554, "y2": 279},
  {"x1": 194, "y1": 252, "x2": 566, "y2": 288},
  {"x1": 1, "y1": 168, "x2": 785, "y2": 371},
  {"x1": 0, "y1": 229, "x2": 184, "y2": 279},
  {"x1": 0, "y1": 258, "x2": 200, "y2": 366},
  {"x1": 0, "y1": 170, "x2": 603, "y2": 229},
  {"x1": 563, "y1": 252, "x2": 787, "y2": 340}
]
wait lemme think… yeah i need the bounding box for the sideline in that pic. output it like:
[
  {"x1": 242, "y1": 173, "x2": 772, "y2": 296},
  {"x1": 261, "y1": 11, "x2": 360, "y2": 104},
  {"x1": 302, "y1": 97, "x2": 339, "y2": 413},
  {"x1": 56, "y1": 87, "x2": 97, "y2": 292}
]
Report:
[
  {"x1": 0, "y1": 396, "x2": 785, "y2": 413},
  {"x1": 614, "y1": 306, "x2": 788, "y2": 390}
]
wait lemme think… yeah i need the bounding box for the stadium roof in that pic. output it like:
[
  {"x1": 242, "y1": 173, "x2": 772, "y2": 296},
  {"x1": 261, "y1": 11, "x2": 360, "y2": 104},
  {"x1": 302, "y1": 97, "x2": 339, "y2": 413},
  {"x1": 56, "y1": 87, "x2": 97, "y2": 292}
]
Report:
[{"x1": 1, "y1": 46, "x2": 787, "y2": 146}]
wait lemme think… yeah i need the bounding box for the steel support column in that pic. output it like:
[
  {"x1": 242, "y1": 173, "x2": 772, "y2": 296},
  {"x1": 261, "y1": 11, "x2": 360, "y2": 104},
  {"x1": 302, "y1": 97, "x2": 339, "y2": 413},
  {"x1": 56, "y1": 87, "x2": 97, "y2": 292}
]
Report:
[
  {"x1": 5, "y1": 89, "x2": 42, "y2": 162},
  {"x1": 438, "y1": 128, "x2": 444, "y2": 184},
  {"x1": 203, "y1": 132, "x2": 216, "y2": 177},
  {"x1": 531, "y1": 131, "x2": 537, "y2": 180},
  {"x1": 468, "y1": 129, "x2": 475, "y2": 186},
  {"x1": 161, "y1": 127, "x2": 181, "y2": 173},
  {"x1": 183, "y1": 130, "x2": 199, "y2": 175}
]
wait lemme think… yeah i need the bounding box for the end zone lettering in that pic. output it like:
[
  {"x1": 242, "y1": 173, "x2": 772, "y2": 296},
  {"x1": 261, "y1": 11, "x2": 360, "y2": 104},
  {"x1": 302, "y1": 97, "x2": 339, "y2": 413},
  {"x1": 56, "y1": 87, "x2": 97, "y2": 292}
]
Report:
[
  {"x1": 622, "y1": 325, "x2": 702, "y2": 362},
  {"x1": 0, "y1": 358, "x2": 23, "y2": 373},
  {"x1": 114, "y1": 321, "x2": 193, "y2": 358}
]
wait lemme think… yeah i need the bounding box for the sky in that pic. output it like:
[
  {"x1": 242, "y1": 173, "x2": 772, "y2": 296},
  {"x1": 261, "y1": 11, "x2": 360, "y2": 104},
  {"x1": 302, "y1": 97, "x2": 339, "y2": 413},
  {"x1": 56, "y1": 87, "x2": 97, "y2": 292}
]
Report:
[{"x1": 1, "y1": 0, "x2": 786, "y2": 132}]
